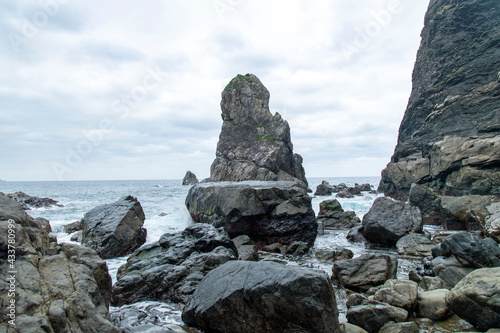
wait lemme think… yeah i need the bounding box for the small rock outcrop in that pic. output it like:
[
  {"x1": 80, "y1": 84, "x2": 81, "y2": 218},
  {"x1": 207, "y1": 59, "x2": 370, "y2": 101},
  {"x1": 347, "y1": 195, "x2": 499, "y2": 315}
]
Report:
[
  {"x1": 111, "y1": 224, "x2": 237, "y2": 306},
  {"x1": 182, "y1": 170, "x2": 199, "y2": 185},
  {"x1": 362, "y1": 197, "x2": 422, "y2": 246},
  {"x1": 445, "y1": 267, "x2": 500, "y2": 331},
  {"x1": 81, "y1": 195, "x2": 147, "y2": 259},
  {"x1": 332, "y1": 253, "x2": 398, "y2": 291},
  {"x1": 317, "y1": 199, "x2": 361, "y2": 230},
  {"x1": 185, "y1": 181, "x2": 317, "y2": 249},
  {"x1": 378, "y1": 0, "x2": 500, "y2": 199},
  {"x1": 396, "y1": 233, "x2": 435, "y2": 258},
  {"x1": 7, "y1": 191, "x2": 64, "y2": 209},
  {"x1": 182, "y1": 260, "x2": 340, "y2": 333},
  {"x1": 0, "y1": 193, "x2": 116, "y2": 333},
  {"x1": 209, "y1": 74, "x2": 308, "y2": 187}
]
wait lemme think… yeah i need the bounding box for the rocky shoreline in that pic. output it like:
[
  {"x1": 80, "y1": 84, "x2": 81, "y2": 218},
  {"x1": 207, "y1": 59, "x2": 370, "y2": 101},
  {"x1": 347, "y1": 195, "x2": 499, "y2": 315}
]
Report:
[{"x1": 2, "y1": 0, "x2": 500, "y2": 331}]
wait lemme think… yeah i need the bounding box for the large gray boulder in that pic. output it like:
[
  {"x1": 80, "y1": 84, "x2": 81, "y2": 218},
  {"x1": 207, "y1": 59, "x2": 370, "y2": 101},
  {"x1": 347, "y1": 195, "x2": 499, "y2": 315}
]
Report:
[
  {"x1": 182, "y1": 260, "x2": 340, "y2": 333},
  {"x1": 372, "y1": 279, "x2": 418, "y2": 311},
  {"x1": 446, "y1": 267, "x2": 500, "y2": 331},
  {"x1": 379, "y1": 0, "x2": 500, "y2": 200},
  {"x1": 332, "y1": 253, "x2": 398, "y2": 291},
  {"x1": 185, "y1": 181, "x2": 317, "y2": 249},
  {"x1": 111, "y1": 224, "x2": 237, "y2": 306},
  {"x1": 362, "y1": 197, "x2": 422, "y2": 246},
  {"x1": 317, "y1": 199, "x2": 361, "y2": 230},
  {"x1": 81, "y1": 195, "x2": 147, "y2": 259},
  {"x1": 0, "y1": 193, "x2": 117, "y2": 333},
  {"x1": 416, "y1": 289, "x2": 453, "y2": 320},
  {"x1": 346, "y1": 300, "x2": 408, "y2": 333},
  {"x1": 209, "y1": 74, "x2": 308, "y2": 187},
  {"x1": 396, "y1": 233, "x2": 435, "y2": 258}
]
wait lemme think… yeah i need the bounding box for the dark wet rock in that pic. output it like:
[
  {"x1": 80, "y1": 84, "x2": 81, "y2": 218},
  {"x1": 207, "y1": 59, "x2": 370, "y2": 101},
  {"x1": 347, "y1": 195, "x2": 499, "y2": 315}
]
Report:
[
  {"x1": 379, "y1": 322, "x2": 418, "y2": 333},
  {"x1": 64, "y1": 220, "x2": 83, "y2": 234},
  {"x1": 446, "y1": 267, "x2": 500, "y2": 331},
  {"x1": 0, "y1": 193, "x2": 116, "y2": 333},
  {"x1": 362, "y1": 197, "x2": 422, "y2": 246},
  {"x1": 111, "y1": 224, "x2": 237, "y2": 306},
  {"x1": 185, "y1": 180, "x2": 317, "y2": 249},
  {"x1": 314, "y1": 180, "x2": 333, "y2": 196},
  {"x1": 315, "y1": 247, "x2": 354, "y2": 263},
  {"x1": 340, "y1": 323, "x2": 369, "y2": 333},
  {"x1": 209, "y1": 74, "x2": 308, "y2": 187},
  {"x1": 182, "y1": 260, "x2": 340, "y2": 333},
  {"x1": 396, "y1": 233, "x2": 435, "y2": 257},
  {"x1": 317, "y1": 199, "x2": 361, "y2": 230},
  {"x1": 347, "y1": 225, "x2": 367, "y2": 243},
  {"x1": 70, "y1": 231, "x2": 83, "y2": 242},
  {"x1": 346, "y1": 301, "x2": 408, "y2": 333},
  {"x1": 81, "y1": 195, "x2": 147, "y2": 259},
  {"x1": 417, "y1": 289, "x2": 453, "y2": 321},
  {"x1": 182, "y1": 170, "x2": 199, "y2": 185},
  {"x1": 233, "y1": 234, "x2": 259, "y2": 261},
  {"x1": 7, "y1": 191, "x2": 64, "y2": 209},
  {"x1": 332, "y1": 253, "x2": 398, "y2": 291},
  {"x1": 372, "y1": 279, "x2": 418, "y2": 312},
  {"x1": 409, "y1": 184, "x2": 444, "y2": 225},
  {"x1": 379, "y1": 0, "x2": 500, "y2": 200},
  {"x1": 34, "y1": 217, "x2": 51, "y2": 233}
]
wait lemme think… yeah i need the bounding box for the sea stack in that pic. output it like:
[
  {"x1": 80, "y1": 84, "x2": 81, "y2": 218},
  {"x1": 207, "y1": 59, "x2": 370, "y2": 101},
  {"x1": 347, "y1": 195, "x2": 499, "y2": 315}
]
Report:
[
  {"x1": 379, "y1": 0, "x2": 500, "y2": 200},
  {"x1": 210, "y1": 73, "x2": 308, "y2": 188}
]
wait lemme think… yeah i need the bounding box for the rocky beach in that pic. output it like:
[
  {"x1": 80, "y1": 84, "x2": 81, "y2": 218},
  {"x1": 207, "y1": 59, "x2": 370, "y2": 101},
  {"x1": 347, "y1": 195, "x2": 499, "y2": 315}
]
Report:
[{"x1": 2, "y1": 0, "x2": 500, "y2": 332}]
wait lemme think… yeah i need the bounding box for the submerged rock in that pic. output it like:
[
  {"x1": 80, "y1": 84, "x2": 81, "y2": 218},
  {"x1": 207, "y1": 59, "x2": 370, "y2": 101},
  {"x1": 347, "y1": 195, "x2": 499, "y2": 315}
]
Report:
[
  {"x1": 379, "y1": 0, "x2": 500, "y2": 199},
  {"x1": 111, "y1": 224, "x2": 237, "y2": 306},
  {"x1": 182, "y1": 170, "x2": 199, "y2": 185},
  {"x1": 7, "y1": 191, "x2": 64, "y2": 209},
  {"x1": 182, "y1": 260, "x2": 340, "y2": 333},
  {"x1": 81, "y1": 195, "x2": 147, "y2": 259},
  {"x1": 362, "y1": 197, "x2": 422, "y2": 246},
  {"x1": 209, "y1": 74, "x2": 308, "y2": 187},
  {"x1": 185, "y1": 181, "x2": 317, "y2": 249}
]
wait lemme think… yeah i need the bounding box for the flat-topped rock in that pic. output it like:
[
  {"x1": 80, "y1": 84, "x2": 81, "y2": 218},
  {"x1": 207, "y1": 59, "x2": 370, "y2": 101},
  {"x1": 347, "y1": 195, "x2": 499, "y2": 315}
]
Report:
[{"x1": 185, "y1": 181, "x2": 317, "y2": 249}]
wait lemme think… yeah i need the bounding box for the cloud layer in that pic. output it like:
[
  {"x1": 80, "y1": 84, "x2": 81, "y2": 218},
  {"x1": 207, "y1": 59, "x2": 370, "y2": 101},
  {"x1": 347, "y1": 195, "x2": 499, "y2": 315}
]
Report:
[{"x1": 0, "y1": 0, "x2": 430, "y2": 181}]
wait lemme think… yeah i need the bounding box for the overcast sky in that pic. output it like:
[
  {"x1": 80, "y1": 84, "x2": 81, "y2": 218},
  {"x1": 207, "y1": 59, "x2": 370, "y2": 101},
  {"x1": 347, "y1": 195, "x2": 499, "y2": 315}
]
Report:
[{"x1": 0, "y1": 0, "x2": 430, "y2": 181}]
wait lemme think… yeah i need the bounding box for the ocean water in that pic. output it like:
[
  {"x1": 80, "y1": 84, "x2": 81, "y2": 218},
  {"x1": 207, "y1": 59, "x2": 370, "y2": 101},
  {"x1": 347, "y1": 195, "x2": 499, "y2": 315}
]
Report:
[{"x1": 1, "y1": 176, "x2": 413, "y2": 326}]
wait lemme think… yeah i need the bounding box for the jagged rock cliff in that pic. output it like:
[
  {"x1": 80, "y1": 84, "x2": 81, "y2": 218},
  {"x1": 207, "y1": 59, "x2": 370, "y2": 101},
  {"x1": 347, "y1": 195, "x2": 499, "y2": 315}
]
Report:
[
  {"x1": 210, "y1": 74, "x2": 308, "y2": 187},
  {"x1": 379, "y1": 0, "x2": 500, "y2": 199}
]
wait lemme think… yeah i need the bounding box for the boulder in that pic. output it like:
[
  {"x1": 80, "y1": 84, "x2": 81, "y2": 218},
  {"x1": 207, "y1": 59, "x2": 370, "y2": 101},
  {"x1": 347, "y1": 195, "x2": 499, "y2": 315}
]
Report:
[
  {"x1": 417, "y1": 289, "x2": 453, "y2": 320},
  {"x1": 64, "y1": 220, "x2": 83, "y2": 234},
  {"x1": 209, "y1": 74, "x2": 308, "y2": 187},
  {"x1": 34, "y1": 217, "x2": 51, "y2": 233},
  {"x1": 315, "y1": 247, "x2": 354, "y2": 263},
  {"x1": 340, "y1": 323, "x2": 369, "y2": 333},
  {"x1": 409, "y1": 184, "x2": 443, "y2": 225},
  {"x1": 315, "y1": 180, "x2": 333, "y2": 196},
  {"x1": 347, "y1": 225, "x2": 367, "y2": 243},
  {"x1": 362, "y1": 197, "x2": 422, "y2": 245},
  {"x1": 111, "y1": 224, "x2": 237, "y2": 306},
  {"x1": 440, "y1": 195, "x2": 500, "y2": 232},
  {"x1": 182, "y1": 170, "x2": 199, "y2": 185},
  {"x1": 396, "y1": 233, "x2": 435, "y2": 257},
  {"x1": 232, "y1": 235, "x2": 259, "y2": 261},
  {"x1": 446, "y1": 267, "x2": 500, "y2": 331},
  {"x1": 378, "y1": 0, "x2": 500, "y2": 199},
  {"x1": 0, "y1": 193, "x2": 116, "y2": 333},
  {"x1": 81, "y1": 195, "x2": 147, "y2": 259},
  {"x1": 317, "y1": 199, "x2": 361, "y2": 230},
  {"x1": 346, "y1": 302, "x2": 408, "y2": 333},
  {"x1": 379, "y1": 322, "x2": 418, "y2": 333},
  {"x1": 182, "y1": 260, "x2": 340, "y2": 333},
  {"x1": 372, "y1": 279, "x2": 418, "y2": 311},
  {"x1": 332, "y1": 253, "x2": 398, "y2": 291},
  {"x1": 7, "y1": 191, "x2": 64, "y2": 209},
  {"x1": 185, "y1": 181, "x2": 317, "y2": 249}
]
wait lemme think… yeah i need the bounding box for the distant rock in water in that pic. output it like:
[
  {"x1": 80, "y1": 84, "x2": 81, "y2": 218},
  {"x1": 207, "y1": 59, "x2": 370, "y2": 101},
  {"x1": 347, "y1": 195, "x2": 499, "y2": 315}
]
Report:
[
  {"x1": 209, "y1": 74, "x2": 308, "y2": 187},
  {"x1": 7, "y1": 191, "x2": 64, "y2": 209},
  {"x1": 379, "y1": 0, "x2": 500, "y2": 200},
  {"x1": 182, "y1": 170, "x2": 199, "y2": 185},
  {"x1": 81, "y1": 195, "x2": 147, "y2": 259}
]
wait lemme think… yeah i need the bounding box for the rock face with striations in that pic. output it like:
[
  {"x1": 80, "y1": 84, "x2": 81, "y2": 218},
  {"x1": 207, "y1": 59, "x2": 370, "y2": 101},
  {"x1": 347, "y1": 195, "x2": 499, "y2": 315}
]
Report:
[
  {"x1": 379, "y1": 0, "x2": 500, "y2": 200},
  {"x1": 210, "y1": 74, "x2": 308, "y2": 187},
  {"x1": 0, "y1": 193, "x2": 117, "y2": 333},
  {"x1": 81, "y1": 196, "x2": 147, "y2": 259}
]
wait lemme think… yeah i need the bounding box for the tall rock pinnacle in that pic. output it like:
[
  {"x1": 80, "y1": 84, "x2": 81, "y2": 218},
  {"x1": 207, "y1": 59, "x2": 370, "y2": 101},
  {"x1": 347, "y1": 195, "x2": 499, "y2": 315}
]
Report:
[
  {"x1": 379, "y1": 0, "x2": 500, "y2": 199},
  {"x1": 210, "y1": 74, "x2": 308, "y2": 187}
]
